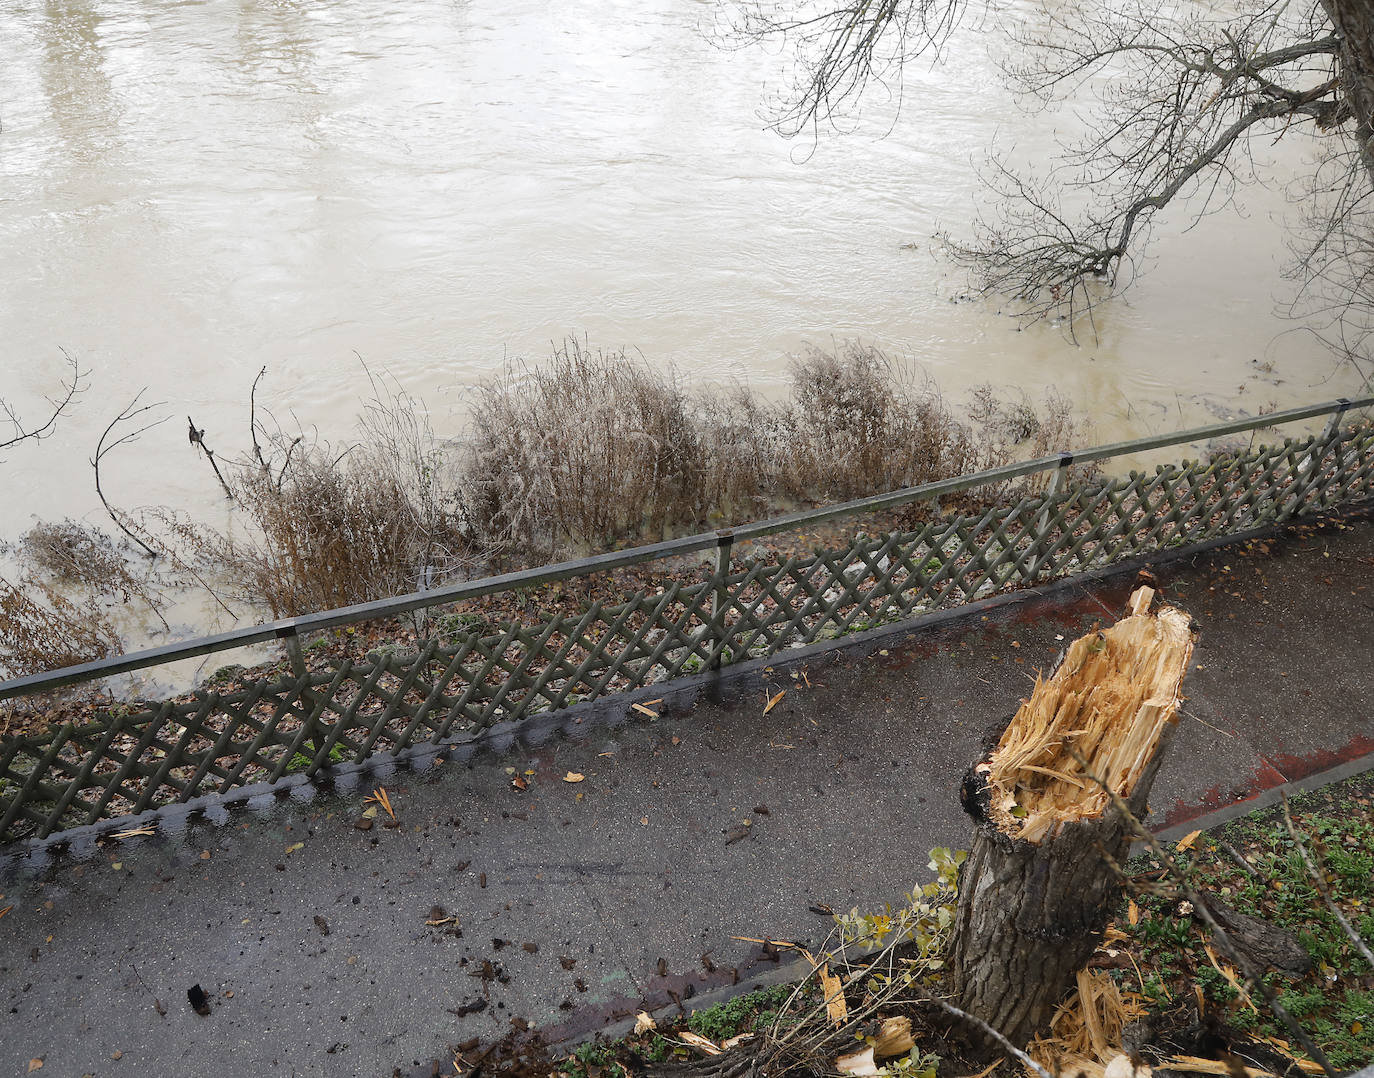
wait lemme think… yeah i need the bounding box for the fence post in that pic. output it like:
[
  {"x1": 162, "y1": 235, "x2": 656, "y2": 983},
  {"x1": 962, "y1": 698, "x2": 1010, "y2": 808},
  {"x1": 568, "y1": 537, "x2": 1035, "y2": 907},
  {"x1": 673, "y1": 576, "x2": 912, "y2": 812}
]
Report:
[
  {"x1": 1289, "y1": 398, "x2": 1352, "y2": 517},
  {"x1": 1029, "y1": 453, "x2": 1074, "y2": 580},
  {"x1": 280, "y1": 628, "x2": 323, "y2": 763},
  {"x1": 709, "y1": 529, "x2": 734, "y2": 674}
]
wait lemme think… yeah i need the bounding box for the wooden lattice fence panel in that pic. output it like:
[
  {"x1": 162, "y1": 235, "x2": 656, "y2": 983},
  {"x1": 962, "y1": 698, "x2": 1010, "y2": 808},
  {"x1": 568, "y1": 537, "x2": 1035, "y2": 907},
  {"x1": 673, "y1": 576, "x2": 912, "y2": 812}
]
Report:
[{"x1": 2, "y1": 426, "x2": 1371, "y2": 842}]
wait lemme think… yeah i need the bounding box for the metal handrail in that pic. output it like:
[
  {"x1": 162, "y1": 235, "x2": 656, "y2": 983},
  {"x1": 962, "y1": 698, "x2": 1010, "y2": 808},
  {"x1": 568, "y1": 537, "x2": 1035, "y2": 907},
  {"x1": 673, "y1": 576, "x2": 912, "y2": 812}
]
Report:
[{"x1": 2, "y1": 393, "x2": 1368, "y2": 703}]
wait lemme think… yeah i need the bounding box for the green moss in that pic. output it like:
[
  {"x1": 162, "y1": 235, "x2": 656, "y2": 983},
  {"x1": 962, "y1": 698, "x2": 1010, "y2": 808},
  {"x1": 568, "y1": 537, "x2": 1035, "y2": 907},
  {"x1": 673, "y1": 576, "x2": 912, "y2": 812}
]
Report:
[{"x1": 687, "y1": 984, "x2": 795, "y2": 1042}]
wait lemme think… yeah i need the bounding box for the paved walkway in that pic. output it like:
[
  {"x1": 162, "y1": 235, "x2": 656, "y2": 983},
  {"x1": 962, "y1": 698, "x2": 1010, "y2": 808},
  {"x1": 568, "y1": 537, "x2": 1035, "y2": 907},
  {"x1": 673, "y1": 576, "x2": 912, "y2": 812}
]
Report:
[{"x1": 2, "y1": 511, "x2": 1372, "y2": 1078}]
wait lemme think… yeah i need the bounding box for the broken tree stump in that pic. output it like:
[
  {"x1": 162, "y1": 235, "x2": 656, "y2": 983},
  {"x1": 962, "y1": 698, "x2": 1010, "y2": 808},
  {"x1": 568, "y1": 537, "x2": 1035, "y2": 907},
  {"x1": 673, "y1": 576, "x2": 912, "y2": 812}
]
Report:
[{"x1": 950, "y1": 587, "x2": 1196, "y2": 1052}]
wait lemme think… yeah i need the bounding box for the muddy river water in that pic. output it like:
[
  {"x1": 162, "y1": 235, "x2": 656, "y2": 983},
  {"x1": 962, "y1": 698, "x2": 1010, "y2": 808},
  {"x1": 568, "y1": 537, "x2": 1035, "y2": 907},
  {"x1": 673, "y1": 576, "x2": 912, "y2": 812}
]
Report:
[{"x1": 1, "y1": 0, "x2": 1364, "y2": 546}]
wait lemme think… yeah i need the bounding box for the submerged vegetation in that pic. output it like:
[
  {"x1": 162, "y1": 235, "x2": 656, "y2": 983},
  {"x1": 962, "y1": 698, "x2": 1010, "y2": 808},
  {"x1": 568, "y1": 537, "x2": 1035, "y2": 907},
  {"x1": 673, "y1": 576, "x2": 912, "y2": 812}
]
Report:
[{"x1": 0, "y1": 340, "x2": 1093, "y2": 677}]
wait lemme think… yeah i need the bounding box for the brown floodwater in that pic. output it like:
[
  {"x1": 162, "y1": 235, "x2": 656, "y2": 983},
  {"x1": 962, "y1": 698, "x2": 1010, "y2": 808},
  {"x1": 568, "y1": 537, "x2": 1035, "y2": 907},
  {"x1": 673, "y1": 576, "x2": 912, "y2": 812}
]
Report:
[{"x1": 0, "y1": 0, "x2": 1362, "y2": 551}]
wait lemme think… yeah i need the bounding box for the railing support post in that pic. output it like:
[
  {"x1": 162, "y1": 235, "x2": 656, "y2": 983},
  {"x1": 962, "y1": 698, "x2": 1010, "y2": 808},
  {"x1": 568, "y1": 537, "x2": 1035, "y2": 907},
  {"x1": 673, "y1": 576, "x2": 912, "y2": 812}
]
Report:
[
  {"x1": 1290, "y1": 398, "x2": 1352, "y2": 517},
  {"x1": 709, "y1": 530, "x2": 734, "y2": 671},
  {"x1": 1029, "y1": 453, "x2": 1074, "y2": 580},
  {"x1": 280, "y1": 629, "x2": 323, "y2": 762}
]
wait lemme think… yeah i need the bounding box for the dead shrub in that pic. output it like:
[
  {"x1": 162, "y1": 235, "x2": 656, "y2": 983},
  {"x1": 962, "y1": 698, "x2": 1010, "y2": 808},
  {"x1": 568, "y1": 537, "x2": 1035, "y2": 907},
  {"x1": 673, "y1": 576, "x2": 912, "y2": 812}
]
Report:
[
  {"x1": 0, "y1": 521, "x2": 169, "y2": 679},
  {"x1": 693, "y1": 381, "x2": 782, "y2": 523},
  {"x1": 778, "y1": 342, "x2": 984, "y2": 501},
  {"x1": 460, "y1": 339, "x2": 1094, "y2": 560},
  {"x1": 197, "y1": 372, "x2": 475, "y2": 618},
  {"x1": 0, "y1": 573, "x2": 122, "y2": 679},
  {"x1": 461, "y1": 339, "x2": 710, "y2": 558},
  {"x1": 968, "y1": 383, "x2": 1099, "y2": 492},
  {"x1": 19, "y1": 520, "x2": 153, "y2": 602}
]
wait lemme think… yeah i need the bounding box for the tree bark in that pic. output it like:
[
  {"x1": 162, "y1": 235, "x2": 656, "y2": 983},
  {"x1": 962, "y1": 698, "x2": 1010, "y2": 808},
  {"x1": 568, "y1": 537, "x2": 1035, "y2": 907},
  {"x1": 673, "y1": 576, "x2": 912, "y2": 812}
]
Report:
[
  {"x1": 1322, "y1": 0, "x2": 1374, "y2": 187},
  {"x1": 948, "y1": 588, "x2": 1196, "y2": 1053}
]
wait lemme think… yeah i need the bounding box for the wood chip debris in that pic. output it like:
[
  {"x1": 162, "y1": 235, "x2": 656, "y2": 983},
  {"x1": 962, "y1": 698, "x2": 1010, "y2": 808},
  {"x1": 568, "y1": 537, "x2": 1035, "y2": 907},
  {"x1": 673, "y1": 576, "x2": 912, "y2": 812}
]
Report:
[
  {"x1": 800, "y1": 947, "x2": 848, "y2": 1027},
  {"x1": 835, "y1": 1046, "x2": 878, "y2": 1076},
  {"x1": 677, "y1": 1032, "x2": 721, "y2": 1056}
]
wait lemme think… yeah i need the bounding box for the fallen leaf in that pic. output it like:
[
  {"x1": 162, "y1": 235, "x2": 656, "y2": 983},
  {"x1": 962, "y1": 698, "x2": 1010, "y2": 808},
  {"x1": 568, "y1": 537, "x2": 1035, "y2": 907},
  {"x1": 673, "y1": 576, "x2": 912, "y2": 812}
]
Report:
[
  {"x1": 1176, "y1": 829, "x2": 1203, "y2": 852},
  {"x1": 763, "y1": 690, "x2": 786, "y2": 715},
  {"x1": 200, "y1": 850, "x2": 211, "y2": 860},
  {"x1": 285, "y1": 842, "x2": 303, "y2": 854},
  {"x1": 640, "y1": 816, "x2": 649, "y2": 826},
  {"x1": 820, "y1": 963, "x2": 846, "y2": 1026},
  {"x1": 1128, "y1": 899, "x2": 1139, "y2": 926},
  {"x1": 634, "y1": 1011, "x2": 657, "y2": 1034},
  {"x1": 512, "y1": 776, "x2": 527, "y2": 791},
  {"x1": 187, "y1": 984, "x2": 211, "y2": 1016},
  {"x1": 27, "y1": 1058, "x2": 43, "y2": 1073},
  {"x1": 563, "y1": 772, "x2": 585, "y2": 783},
  {"x1": 313, "y1": 915, "x2": 330, "y2": 936},
  {"x1": 0, "y1": 905, "x2": 11, "y2": 920}
]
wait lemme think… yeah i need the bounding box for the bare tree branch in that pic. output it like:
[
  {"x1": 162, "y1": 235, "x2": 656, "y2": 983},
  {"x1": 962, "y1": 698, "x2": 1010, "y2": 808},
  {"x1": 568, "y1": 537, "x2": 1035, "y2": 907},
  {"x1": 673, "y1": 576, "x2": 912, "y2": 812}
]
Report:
[
  {"x1": 91, "y1": 391, "x2": 168, "y2": 558},
  {"x1": 719, "y1": 0, "x2": 965, "y2": 138},
  {"x1": 726, "y1": 0, "x2": 1374, "y2": 347},
  {"x1": 0, "y1": 350, "x2": 87, "y2": 458}
]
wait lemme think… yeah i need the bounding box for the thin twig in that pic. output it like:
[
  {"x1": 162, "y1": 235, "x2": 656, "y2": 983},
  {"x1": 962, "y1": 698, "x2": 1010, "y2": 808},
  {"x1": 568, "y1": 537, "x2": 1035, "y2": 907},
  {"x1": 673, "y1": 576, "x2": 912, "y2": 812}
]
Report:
[
  {"x1": 1217, "y1": 838, "x2": 1261, "y2": 879},
  {"x1": 931, "y1": 999, "x2": 1054, "y2": 1078},
  {"x1": 0, "y1": 349, "x2": 87, "y2": 456},
  {"x1": 92, "y1": 391, "x2": 167, "y2": 558},
  {"x1": 249, "y1": 366, "x2": 268, "y2": 472}
]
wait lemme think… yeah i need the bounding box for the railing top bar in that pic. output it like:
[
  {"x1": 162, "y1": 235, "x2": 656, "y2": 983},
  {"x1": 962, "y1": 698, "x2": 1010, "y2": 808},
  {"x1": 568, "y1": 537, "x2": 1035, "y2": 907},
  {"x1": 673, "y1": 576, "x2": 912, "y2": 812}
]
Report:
[{"x1": 2, "y1": 393, "x2": 1370, "y2": 702}]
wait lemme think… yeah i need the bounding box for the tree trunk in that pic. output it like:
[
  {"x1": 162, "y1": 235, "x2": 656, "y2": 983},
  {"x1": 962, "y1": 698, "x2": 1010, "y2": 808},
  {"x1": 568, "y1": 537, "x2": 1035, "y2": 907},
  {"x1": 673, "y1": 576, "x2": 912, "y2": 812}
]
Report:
[
  {"x1": 948, "y1": 587, "x2": 1196, "y2": 1053},
  {"x1": 1322, "y1": 0, "x2": 1374, "y2": 187}
]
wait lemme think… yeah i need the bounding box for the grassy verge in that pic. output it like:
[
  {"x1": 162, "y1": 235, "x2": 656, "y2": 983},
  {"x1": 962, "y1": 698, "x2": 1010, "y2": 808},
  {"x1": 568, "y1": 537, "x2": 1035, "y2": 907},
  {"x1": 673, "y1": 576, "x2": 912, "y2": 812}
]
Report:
[
  {"x1": 1109, "y1": 773, "x2": 1374, "y2": 1071},
  {"x1": 558, "y1": 983, "x2": 806, "y2": 1078}
]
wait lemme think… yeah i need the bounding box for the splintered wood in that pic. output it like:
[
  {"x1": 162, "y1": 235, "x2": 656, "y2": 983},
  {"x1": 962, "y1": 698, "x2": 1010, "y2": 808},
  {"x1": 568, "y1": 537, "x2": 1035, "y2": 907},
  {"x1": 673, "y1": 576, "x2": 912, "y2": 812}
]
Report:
[{"x1": 983, "y1": 587, "x2": 1195, "y2": 843}]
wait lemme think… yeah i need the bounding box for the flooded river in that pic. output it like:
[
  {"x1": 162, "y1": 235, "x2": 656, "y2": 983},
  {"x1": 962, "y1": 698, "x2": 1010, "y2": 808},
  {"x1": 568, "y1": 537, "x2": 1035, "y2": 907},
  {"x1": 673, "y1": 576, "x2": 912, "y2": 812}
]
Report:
[{"x1": 1, "y1": 0, "x2": 1364, "y2": 543}]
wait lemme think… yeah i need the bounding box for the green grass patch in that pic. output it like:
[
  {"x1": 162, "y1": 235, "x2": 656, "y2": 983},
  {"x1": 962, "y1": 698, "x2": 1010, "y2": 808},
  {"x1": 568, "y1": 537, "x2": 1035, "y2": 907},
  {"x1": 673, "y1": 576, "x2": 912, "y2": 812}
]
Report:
[{"x1": 1114, "y1": 775, "x2": 1374, "y2": 1069}]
